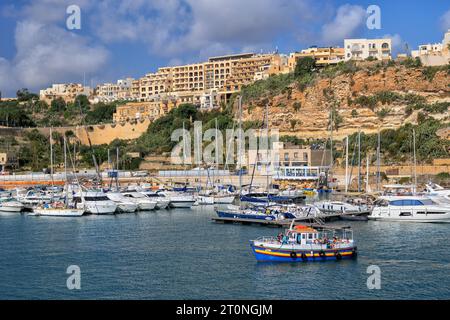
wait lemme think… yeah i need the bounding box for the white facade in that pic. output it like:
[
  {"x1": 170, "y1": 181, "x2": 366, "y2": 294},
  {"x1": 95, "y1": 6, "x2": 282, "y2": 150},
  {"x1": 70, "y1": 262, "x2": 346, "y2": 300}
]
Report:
[
  {"x1": 95, "y1": 78, "x2": 135, "y2": 102},
  {"x1": 344, "y1": 38, "x2": 392, "y2": 61},
  {"x1": 411, "y1": 30, "x2": 450, "y2": 66}
]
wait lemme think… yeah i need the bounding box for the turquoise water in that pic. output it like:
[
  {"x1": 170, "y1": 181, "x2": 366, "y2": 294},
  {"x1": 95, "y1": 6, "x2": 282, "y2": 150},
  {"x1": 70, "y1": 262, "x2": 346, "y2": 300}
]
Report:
[{"x1": 0, "y1": 206, "x2": 449, "y2": 300}]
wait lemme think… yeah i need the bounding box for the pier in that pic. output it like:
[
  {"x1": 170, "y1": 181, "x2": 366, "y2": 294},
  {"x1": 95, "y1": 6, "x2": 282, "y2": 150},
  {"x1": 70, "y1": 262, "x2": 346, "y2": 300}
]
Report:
[{"x1": 212, "y1": 211, "x2": 364, "y2": 227}]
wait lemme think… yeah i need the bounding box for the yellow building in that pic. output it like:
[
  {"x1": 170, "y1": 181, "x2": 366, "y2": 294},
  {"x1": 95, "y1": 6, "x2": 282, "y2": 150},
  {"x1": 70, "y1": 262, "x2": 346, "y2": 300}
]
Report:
[
  {"x1": 0, "y1": 152, "x2": 18, "y2": 172},
  {"x1": 39, "y1": 83, "x2": 92, "y2": 104},
  {"x1": 288, "y1": 47, "x2": 345, "y2": 71},
  {"x1": 112, "y1": 98, "x2": 178, "y2": 123},
  {"x1": 135, "y1": 53, "x2": 288, "y2": 106}
]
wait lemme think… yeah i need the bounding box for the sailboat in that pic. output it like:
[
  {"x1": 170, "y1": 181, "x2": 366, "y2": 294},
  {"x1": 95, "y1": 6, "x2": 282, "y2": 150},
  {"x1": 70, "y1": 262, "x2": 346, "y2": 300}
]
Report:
[
  {"x1": 31, "y1": 135, "x2": 84, "y2": 217},
  {"x1": 197, "y1": 119, "x2": 236, "y2": 205}
]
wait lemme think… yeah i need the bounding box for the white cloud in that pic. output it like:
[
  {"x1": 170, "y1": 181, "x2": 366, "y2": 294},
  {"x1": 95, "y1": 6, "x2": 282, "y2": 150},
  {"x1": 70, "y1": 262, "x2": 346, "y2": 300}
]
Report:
[
  {"x1": 383, "y1": 33, "x2": 404, "y2": 56},
  {"x1": 91, "y1": 0, "x2": 314, "y2": 57},
  {"x1": 321, "y1": 4, "x2": 366, "y2": 45},
  {"x1": 0, "y1": 0, "x2": 109, "y2": 95},
  {"x1": 440, "y1": 9, "x2": 450, "y2": 31}
]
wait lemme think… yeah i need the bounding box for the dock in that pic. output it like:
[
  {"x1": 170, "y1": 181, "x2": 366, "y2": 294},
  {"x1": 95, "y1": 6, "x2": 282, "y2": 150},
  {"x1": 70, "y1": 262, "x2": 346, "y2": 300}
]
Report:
[{"x1": 212, "y1": 211, "x2": 364, "y2": 227}]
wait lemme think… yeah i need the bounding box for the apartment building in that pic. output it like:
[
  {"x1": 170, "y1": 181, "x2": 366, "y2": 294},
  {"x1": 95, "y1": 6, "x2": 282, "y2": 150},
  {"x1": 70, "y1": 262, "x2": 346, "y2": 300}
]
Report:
[
  {"x1": 134, "y1": 53, "x2": 288, "y2": 107},
  {"x1": 288, "y1": 47, "x2": 345, "y2": 71},
  {"x1": 39, "y1": 83, "x2": 92, "y2": 104},
  {"x1": 95, "y1": 78, "x2": 135, "y2": 102},
  {"x1": 112, "y1": 97, "x2": 178, "y2": 123},
  {"x1": 411, "y1": 30, "x2": 450, "y2": 66},
  {"x1": 344, "y1": 38, "x2": 392, "y2": 61}
]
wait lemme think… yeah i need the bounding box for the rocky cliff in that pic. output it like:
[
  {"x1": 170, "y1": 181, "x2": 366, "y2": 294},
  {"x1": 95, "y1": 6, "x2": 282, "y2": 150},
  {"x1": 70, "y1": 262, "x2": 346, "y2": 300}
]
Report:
[{"x1": 242, "y1": 61, "x2": 450, "y2": 139}]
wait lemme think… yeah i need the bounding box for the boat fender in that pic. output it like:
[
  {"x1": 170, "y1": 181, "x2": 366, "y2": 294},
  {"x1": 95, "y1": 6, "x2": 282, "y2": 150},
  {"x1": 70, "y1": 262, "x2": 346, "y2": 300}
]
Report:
[
  {"x1": 335, "y1": 252, "x2": 342, "y2": 260},
  {"x1": 301, "y1": 253, "x2": 308, "y2": 261},
  {"x1": 290, "y1": 252, "x2": 297, "y2": 260},
  {"x1": 319, "y1": 250, "x2": 326, "y2": 258}
]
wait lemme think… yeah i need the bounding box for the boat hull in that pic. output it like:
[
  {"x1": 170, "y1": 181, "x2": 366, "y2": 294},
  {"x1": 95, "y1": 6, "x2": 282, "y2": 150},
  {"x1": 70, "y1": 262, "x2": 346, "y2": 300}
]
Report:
[
  {"x1": 170, "y1": 201, "x2": 196, "y2": 208},
  {"x1": 137, "y1": 201, "x2": 157, "y2": 211},
  {"x1": 155, "y1": 199, "x2": 170, "y2": 209},
  {"x1": 250, "y1": 243, "x2": 357, "y2": 262},
  {"x1": 78, "y1": 203, "x2": 117, "y2": 215},
  {"x1": 0, "y1": 204, "x2": 23, "y2": 213},
  {"x1": 368, "y1": 216, "x2": 450, "y2": 223},
  {"x1": 32, "y1": 209, "x2": 84, "y2": 217},
  {"x1": 214, "y1": 196, "x2": 235, "y2": 204},
  {"x1": 216, "y1": 210, "x2": 277, "y2": 221},
  {"x1": 116, "y1": 203, "x2": 138, "y2": 213}
]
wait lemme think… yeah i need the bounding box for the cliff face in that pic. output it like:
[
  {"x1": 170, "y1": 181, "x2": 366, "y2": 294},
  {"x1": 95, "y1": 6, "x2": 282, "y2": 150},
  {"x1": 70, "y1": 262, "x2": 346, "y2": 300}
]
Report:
[{"x1": 242, "y1": 62, "x2": 450, "y2": 139}]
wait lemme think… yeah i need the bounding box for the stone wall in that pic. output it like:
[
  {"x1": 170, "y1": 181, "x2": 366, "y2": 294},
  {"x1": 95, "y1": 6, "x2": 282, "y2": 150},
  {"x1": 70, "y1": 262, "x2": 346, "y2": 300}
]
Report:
[{"x1": 19, "y1": 119, "x2": 151, "y2": 146}]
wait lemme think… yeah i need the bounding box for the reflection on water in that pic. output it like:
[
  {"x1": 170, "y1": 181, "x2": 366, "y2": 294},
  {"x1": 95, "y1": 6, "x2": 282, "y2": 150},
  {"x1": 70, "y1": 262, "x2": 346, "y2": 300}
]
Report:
[{"x1": 0, "y1": 206, "x2": 449, "y2": 299}]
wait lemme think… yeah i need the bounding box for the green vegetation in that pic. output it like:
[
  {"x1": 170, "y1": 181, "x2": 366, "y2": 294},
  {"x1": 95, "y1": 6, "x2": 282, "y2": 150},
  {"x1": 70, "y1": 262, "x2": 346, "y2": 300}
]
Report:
[
  {"x1": 241, "y1": 57, "x2": 317, "y2": 103},
  {"x1": 132, "y1": 104, "x2": 234, "y2": 156},
  {"x1": 346, "y1": 118, "x2": 449, "y2": 165},
  {"x1": 0, "y1": 89, "x2": 123, "y2": 128},
  {"x1": 400, "y1": 57, "x2": 422, "y2": 68}
]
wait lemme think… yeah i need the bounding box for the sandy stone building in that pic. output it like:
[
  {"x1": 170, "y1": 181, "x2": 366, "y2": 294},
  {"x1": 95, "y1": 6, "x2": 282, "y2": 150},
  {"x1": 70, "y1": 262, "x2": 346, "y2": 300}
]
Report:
[
  {"x1": 288, "y1": 47, "x2": 345, "y2": 70},
  {"x1": 135, "y1": 53, "x2": 289, "y2": 108},
  {"x1": 39, "y1": 83, "x2": 92, "y2": 104},
  {"x1": 112, "y1": 98, "x2": 178, "y2": 123}
]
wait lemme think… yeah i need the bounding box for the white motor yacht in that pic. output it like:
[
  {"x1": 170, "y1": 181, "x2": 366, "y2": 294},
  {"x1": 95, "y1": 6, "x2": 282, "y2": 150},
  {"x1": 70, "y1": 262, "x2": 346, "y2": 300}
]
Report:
[
  {"x1": 137, "y1": 191, "x2": 170, "y2": 209},
  {"x1": 73, "y1": 191, "x2": 117, "y2": 215},
  {"x1": 157, "y1": 191, "x2": 196, "y2": 208},
  {"x1": 121, "y1": 192, "x2": 157, "y2": 211},
  {"x1": 0, "y1": 199, "x2": 24, "y2": 213},
  {"x1": 314, "y1": 200, "x2": 371, "y2": 214},
  {"x1": 369, "y1": 196, "x2": 450, "y2": 223},
  {"x1": 106, "y1": 192, "x2": 138, "y2": 213},
  {"x1": 425, "y1": 183, "x2": 450, "y2": 200}
]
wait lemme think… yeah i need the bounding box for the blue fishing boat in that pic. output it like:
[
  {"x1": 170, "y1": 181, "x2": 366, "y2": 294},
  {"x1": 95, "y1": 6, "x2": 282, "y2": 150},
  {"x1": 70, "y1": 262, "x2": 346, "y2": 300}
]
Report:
[{"x1": 250, "y1": 222, "x2": 357, "y2": 262}]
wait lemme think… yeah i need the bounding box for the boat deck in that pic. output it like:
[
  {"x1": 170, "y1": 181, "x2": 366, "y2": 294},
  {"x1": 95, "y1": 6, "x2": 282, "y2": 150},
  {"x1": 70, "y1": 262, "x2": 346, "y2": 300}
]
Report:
[{"x1": 212, "y1": 211, "x2": 364, "y2": 227}]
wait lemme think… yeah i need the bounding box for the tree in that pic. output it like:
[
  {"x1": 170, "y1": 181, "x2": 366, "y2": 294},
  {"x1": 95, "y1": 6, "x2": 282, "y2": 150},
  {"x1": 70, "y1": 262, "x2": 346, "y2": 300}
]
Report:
[
  {"x1": 16, "y1": 88, "x2": 38, "y2": 102},
  {"x1": 50, "y1": 97, "x2": 67, "y2": 112},
  {"x1": 74, "y1": 95, "x2": 90, "y2": 112},
  {"x1": 294, "y1": 57, "x2": 316, "y2": 77},
  {"x1": 290, "y1": 119, "x2": 298, "y2": 131}
]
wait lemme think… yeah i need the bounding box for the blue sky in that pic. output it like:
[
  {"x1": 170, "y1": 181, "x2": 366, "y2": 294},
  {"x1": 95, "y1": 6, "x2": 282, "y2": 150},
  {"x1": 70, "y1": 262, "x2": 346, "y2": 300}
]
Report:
[{"x1": 0, "y1": 0, "x2": 449, "y2": 97}]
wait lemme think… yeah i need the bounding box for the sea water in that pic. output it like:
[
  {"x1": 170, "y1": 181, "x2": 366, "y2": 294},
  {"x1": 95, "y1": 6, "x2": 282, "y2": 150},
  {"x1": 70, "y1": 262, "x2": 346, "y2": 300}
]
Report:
[{"x1": 0, "y1": 207, "x2": 449, "y2": 299}]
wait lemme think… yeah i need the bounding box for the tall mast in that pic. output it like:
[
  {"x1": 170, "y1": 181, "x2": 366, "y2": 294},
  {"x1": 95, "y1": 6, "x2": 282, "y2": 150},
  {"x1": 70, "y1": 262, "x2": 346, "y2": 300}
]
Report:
[
  {"x1": 345, "y1": 136, "x2": 349, "y2": 193},
  {"x1": 49, "y1": 127, "x2": 54, "y2": 188},
  {"x1": 366, "y1": 154, "x2": 370, "y2": 193},
  {"x1": 357, "y1": 130, "x2": 361, "y2": 193},
  {"x1": 265, "y1": 103, "x2": 270, "y2": 193},
  {"x1": 63, "y1": 136, "x2": 68, "y2": 207},
  {"x1": 116, "y1": 147, "x2": 119, "y2": 189},
  {"x1": 377, "y1": 130, "x2": 381, "y2": 192},
  {"x1": 238, "y1": 96, "x2": 243, "y2": 195},
  {"x1": 413, "y1": 129, "x2": 417, "y2": 193}
]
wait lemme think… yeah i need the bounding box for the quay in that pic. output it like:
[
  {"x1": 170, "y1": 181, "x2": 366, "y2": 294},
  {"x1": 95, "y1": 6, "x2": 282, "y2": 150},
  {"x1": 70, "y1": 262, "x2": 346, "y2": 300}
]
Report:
[{"x1": 212, "y1": 211, "x2": 363, "y2": 227}]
